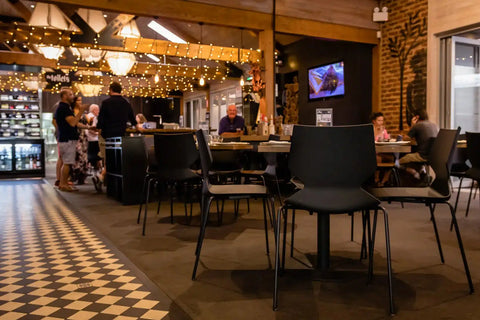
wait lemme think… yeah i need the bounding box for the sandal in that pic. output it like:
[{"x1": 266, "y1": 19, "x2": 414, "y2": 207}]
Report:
[{"x1": 54, "y1": 180, "x2": 60, "y2": 187}]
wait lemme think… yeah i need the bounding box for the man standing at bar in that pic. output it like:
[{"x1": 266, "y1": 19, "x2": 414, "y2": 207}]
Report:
[
  {"x1": 55, "y1": 88, "x2": 86, "y2": 191},
  {"x1": 94, "y1": 82, "x2": 137, "y2": 191},
  {"x1": 218, "y1": 105, "x2": 245, "y2": 137}
]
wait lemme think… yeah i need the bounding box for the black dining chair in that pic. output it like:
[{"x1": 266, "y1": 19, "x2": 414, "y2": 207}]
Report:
[
  {"x1": 192, "y1": 129, "x2": 276, "y2": 280},
  {"x1": 137, "y1": 133, "x2": 200, "y2": 235},
  {"x1": 272, "y1": 124, "x2": 394, "y2": 314},
  {"x1": 369, "y1": 128, "x2": 474, "y2": 306},
  {"x1": 463, "y1": 132, "x2": 480, "y2": 218},
  {"x1": 450, "y1": 134, "x2": 470, "y2": 213}
]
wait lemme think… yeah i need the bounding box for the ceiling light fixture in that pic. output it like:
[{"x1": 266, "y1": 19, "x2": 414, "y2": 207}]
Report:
[
  {"x1": 28, "y1": 3, "x2": 79, "y2": 31},
  {"x1": 118, "y1": 18, "x2": 141, "y2": 38},
  {"x1": 35, "y1": 45, "x2": 65, "y2": 60},
  {"x1": 76, "y1": 83, "x2": 104, "y2": 97},
  {"x1": 147, "y1": 20, "x2": 187, "y2": 44},
  {"x1": 77, "y1": 8, "x2": 107, "y2": 33},
  {"x1": 105, "y1": 51, "x2": 136, "y2": 76},
  {"x1": 70, "y1": 48, "x2": 104, "y2": 63},
  {"x1": 146, "y1": 54, "x2": 160, "y2": 62}
]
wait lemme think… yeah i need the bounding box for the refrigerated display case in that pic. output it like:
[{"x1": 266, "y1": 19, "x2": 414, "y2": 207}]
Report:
[
  {"x1": 0, "y1": 91, "x2": 41, "y2": 138},
  {"x1": 0, "y1": 139, "x2": 45, "y2": 178}
]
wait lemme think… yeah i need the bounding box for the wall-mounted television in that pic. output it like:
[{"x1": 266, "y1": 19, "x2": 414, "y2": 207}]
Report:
[{"x1": 308, "y1": 61, "x2": 345, "y2": 100}]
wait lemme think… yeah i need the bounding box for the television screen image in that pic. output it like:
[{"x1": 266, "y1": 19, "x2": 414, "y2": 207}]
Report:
[{"x1": 308, "y1": 61, "x2": 344, "y2": 100}]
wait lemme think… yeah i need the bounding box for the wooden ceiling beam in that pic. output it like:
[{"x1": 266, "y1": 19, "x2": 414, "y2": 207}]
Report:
[
  {"x1": 38, "y1": 0, "x2": 378, "y2": 44},
  {"x1": 38, "y1": 0, "x2": 270, "y2": 30},
  {"x1": 275, "y1": 16, "x2": 378, "y2": 45},
  {"x1": 0, "y1": 25, "x2": 262, "y2": 63},
  {"x1": 0, "y1": 51, "x2": 57, "y2": 68},
  {"x1": 7, "y1": 0, "x2": 32, "y2": 22}
]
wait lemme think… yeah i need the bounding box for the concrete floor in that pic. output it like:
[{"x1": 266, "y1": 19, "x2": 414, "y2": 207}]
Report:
[{"x1": 46, "y1": 165, "x2": 480, "y2": 319}]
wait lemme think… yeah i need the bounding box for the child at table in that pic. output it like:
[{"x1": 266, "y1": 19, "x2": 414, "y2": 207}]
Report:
[{"x1": 372, "y1": 112, "x2": 393, "y2": 187}]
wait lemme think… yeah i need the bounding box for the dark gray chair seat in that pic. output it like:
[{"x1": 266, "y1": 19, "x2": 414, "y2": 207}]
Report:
[{"x1": 286, "y1": 188, "x2": 379, "y2": 213}]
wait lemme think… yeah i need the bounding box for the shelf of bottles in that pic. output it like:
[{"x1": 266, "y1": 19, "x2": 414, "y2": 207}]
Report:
[
  {"x1": 0, "y1": 92, "x2": 41, "y2": 138},
  {"x1": 15, "y1": 143, "x2": 43, "y2": 171},
  {"x1": 0, "y1": 144, "x2": 12, "y2": 171},
  {"x1": 0, "y1": 139, "x2": 45, "y2": 178}
]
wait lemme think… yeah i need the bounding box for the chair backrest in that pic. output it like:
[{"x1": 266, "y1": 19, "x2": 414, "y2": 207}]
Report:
[
  {"x1": 288, "y1": 124, "x2": 376, "y2": 188},
  {"x1": 466, "y1": 132, "x2": 480, "y2": 170},
  {"x1": 451, "y1": 133, "x2": 469, "y2": 173},
  {"x1": 196, "y1": 129, "x2": 213, "y2": 179},
  {"x1": 153, "y1": 133, "x2": 198, "y2": 173},
  {"x1": 428, "y1": 128, "x2": 460, "y2": 196}
]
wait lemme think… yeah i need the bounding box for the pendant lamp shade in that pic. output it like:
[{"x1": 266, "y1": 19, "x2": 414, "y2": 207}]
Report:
[
  {"x1": 70, "y1": 48, "x2": 104, "y2": 63},
  {"x1": 118, "y1": 20, "x2": 141, "y2": 38},
  {"x1": 28, "y1": 3, "x2": 80, "y2": 31},
  {"x1": 35, "y1": 45, "x2": 65, "y2": 60},
  {"x1": 77, "y1": 8, "x2": 107, "y2": 33},
  {"x1": 105, "y1": 51, "x2": 136, "y2": 76},
  {"x1": 76, "y1": 84, "x2": 104, "y2": 97},
  {"x1": 23, "y1": 80, "x2": 39, "y2": 91}
]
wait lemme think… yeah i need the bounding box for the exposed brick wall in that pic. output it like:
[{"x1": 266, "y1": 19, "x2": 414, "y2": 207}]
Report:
[{"x1": 379, "y1": 0, "x2": 428, "y2": 136}]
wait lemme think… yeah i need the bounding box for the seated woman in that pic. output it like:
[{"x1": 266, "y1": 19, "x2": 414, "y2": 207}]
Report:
[
  {"x1": 372, "y1": 112, "x2": 394, "y2": 187},
  {"x1": 136, "y1": 113, "x2": 148, "y2": 130}
]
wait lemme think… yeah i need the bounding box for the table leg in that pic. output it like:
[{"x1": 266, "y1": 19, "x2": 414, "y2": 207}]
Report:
[{"x1": 317, "y1": 213, "x2": 330, "y2": 270}]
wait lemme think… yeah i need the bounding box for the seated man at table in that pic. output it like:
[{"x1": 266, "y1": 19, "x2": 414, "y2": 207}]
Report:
[
  {"x1": 397, "y1": 109, "x2": 438, "y2": 179},
  {"x1": 218, "y1": 105, "x2": 245, "y2": 137}
]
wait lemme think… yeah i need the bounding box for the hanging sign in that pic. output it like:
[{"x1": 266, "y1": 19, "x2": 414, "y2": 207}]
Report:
[{"x1": 44, "y1": 71, "x2": 72, "y2": 89}]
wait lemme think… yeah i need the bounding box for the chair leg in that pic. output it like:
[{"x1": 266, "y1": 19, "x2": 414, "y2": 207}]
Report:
[
  {"x1": 381, "y1": 206, "x2": 395, "y2": 315},
  {"x1": 262, "y1": 198, "x2": 269, "y2": 254},
  {"x1": 269, "y1": 197, "x2": 276, "y2": 236},
  {"x1": 169, "y1": 183, "x2": 175, "y2": 224},
  {"x1": 290, "y1": 210, "x2": 296, "y2": 257},
  {"x1": 361, "y1": 210, "x2": 367, "y2": 260},
  {"x1": 192, "y1": 196, "x2": 213, "y2": 280},
  {"x1": 368, "y1": 210, "x2": 377, "y2": 282},
  {"x1": 350, "y1": 212, "x2": 354, "y2": 241},
  {"x1": 137, "y1": 174, "x2": 150, "y2": 224},
  {"x1": 454, "y1": 177, "x2": 464, "y2": 214},
  {"x1": 156, "y1": 183, "x2": 161, "y2": 215},
  {"x1": 281, "y1": 208, "x2": 288, "y2": 271},
  {"x1": 366, "y1": 211, "x2": 372, "y2": 261},
  {"x1": 273, "y1": 206, "x2": 284, "y2": 310},
  {"x1": 465, "y1": 181, "x2": 475, "y2": 217},
  {"x1": 447, "y1": 202, "x2": 474, "y2": 294},
  {"x1": 428, "y1": 203, "x2": 444, "y2": 263},
  {"x1": 142, "y1": 178, "x2": 153, "y2": 236},
  {"x1": 369, "y1": 207, "x2": 394, "y2": 314}
]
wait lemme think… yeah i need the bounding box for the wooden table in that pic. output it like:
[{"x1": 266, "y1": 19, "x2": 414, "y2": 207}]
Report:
[
  {"x1": 375, "y1": 142, "x2": 411, "y2": 153},
  {"x1": 240, "y1": 135, "x2": 291, "y2": 142},
  {"x1": 209, "y1": 142, "x2": 253, "y2": 151},
  {"x1": 256, "y1": 142, "x2": 411, "y2": 154}
]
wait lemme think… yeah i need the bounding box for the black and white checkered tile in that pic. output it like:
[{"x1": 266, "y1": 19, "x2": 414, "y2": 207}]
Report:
[{"x1": 0, "y1": 181, "x2": 168, "y2": 320}]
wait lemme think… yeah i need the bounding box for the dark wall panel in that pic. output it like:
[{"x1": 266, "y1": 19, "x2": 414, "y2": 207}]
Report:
[{"x1": 278, "y1": 38, "x2": 374, "y2": 125}]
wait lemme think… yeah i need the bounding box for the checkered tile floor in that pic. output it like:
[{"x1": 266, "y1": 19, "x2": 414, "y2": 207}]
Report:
[{"x1": 0, "y1": 180, "x2": 169, "y2": 320}]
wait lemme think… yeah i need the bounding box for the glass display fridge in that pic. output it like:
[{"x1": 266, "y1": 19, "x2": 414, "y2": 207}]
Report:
[{"x1": 0, "y1": 139, "x2": 45, "y2": 178}]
